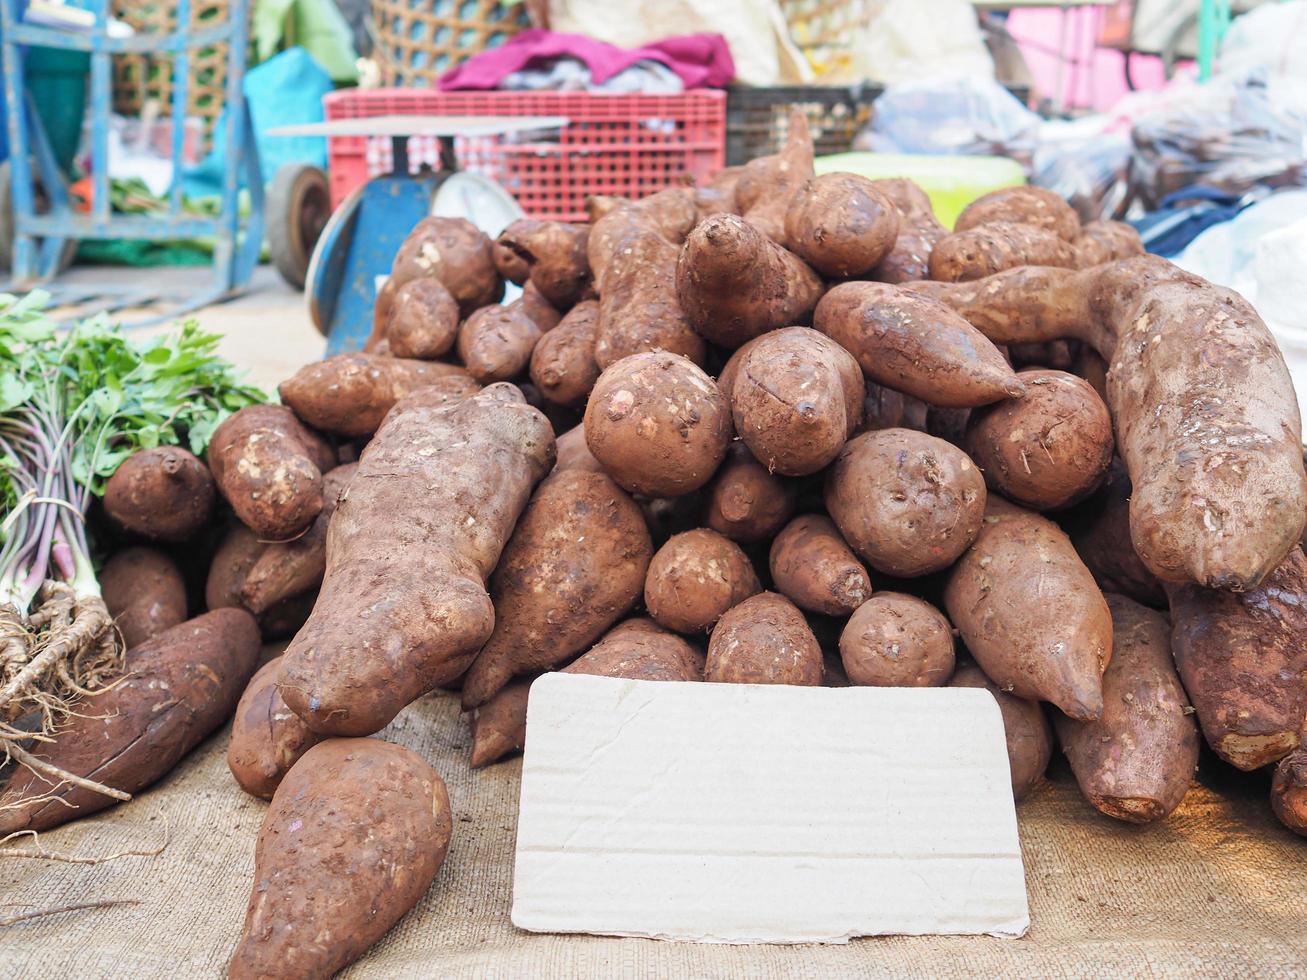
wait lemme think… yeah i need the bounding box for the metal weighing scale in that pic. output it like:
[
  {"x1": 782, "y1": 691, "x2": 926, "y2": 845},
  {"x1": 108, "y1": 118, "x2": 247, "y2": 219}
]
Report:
[{"x1": 269, "y1": 115, "x2": 566, "y2": 354}]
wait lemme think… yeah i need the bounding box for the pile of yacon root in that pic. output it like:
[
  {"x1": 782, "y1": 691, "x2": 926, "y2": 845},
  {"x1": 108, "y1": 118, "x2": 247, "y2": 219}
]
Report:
[{"x1": 2, "y1": 111, "x2": 1305, "y2": 978}]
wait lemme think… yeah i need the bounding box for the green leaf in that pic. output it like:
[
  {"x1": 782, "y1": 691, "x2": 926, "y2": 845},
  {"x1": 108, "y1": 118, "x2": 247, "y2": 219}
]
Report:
[{"x1": 0, "y1": 374, "x2": 34, "y2": 413}]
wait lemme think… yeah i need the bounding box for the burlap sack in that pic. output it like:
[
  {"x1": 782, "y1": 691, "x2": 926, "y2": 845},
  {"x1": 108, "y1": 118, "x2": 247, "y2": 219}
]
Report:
[{"x1": 2, "y1": 689, "x2": 1304, "y2": 977}]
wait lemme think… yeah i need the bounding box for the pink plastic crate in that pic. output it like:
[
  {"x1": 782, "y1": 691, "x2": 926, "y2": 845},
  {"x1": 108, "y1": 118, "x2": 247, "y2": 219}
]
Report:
[{"x1": 322, "y1": 89, "x2": 727, "y2": 220}]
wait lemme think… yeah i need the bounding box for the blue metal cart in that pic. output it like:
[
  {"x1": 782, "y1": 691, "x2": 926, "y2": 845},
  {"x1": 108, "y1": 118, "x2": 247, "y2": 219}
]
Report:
[
  {"x1": 269, "y1": 114, "x2": 563, "y2": 354},
  {"x1": 0, "y1": 0, "x2": 263, "y2": 321}
]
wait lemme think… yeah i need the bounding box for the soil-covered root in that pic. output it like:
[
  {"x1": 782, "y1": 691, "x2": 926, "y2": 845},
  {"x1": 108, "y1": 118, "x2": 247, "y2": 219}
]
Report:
[
  {"x1": 103, "y1": 446, "x2": 215, "y2": 542},
  {"x1": 1, "y1": 583, "x2": 119, "y2": 734}
]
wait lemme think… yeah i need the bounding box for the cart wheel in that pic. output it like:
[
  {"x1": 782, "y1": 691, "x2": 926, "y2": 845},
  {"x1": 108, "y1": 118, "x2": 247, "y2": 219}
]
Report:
[
  {"x1": 0, "y1": 161, "x2": 77, "y2": 275},
  {"x1": 268, "y1": 163, "x2": 330, "y2": 291}
]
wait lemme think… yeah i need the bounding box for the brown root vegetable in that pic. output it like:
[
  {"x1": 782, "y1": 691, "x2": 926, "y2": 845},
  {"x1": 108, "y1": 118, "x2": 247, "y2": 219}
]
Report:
[
  {"x1": 644, "y1": 528, "x2": 761, "y2": 634},
  {"x1": 1067, "y1": 461, "x2": 1166, "y2": 607},
  {"x1": 928, "y1": 222, "x2": 1077, "y2": 283},
  {"x1": 513, "y1": 280, "x2": 565, "y2": 333},
  {"x1": 279, "y1": 385, "x2": 554, "y2": 736},
  {"x1": 103, "y1": 446, "x2": 215, "y2": 542},
  {"x1": 1168, "y1": 547, "x2": 1307, "y2": 770},
  {"x1": 839, "y1": 593, "x2": 955, "y2": 687},
  {"x1": 870, "y1": 177, "x2": 947, "y2": 284},
  {"x1": 950, "y1": 663, "x2": 1053, "y2": 801},
  {"x1": 529, "y1": 299, "x2": 600, "y2": 407},
  {"x1": 258, "y1": 592, "x2": 317, "y2": 641},
  {"x1": 497, "y1": 219, "x2": 591, "y2": 308},
  {"x1": 279, "y1": 353, "x2": 472, "y2": 439},
  {"x1": 586, "y1": 194, "x2": 629, "y2": 225},
  {"x1": 907, "y1": 257, "x2": 1307, "y2": 591},
  {"x1": 227, "y1": 656, "x2": 323, "y2": 800},
  {"x1": 470, "y1": 619, "x2": 704, "y2": 769},
  {"x1": 589, "y1": 188, "x2": 699, "y2": 248},
  {"x1": 378, "y1": 374, "x2": 483, "y2": 426},
  {"x1": 1272, "y1": 741, "x2": 1307, "y2": 836},
  {"x1": 693, "y1": 182, "x2": 736, "y2": 219},
  {"x1": 814, "y1": 281, "x2": 1025, "y2": 409},
  {"x1": 825, "y1": 428, "x2": 986, "y2": 577},
  {"x1": 100, "y1": 546, "x2": 187, "y2": 648},
  {"x1": 954, "y1": 185, "x2": 1080, "y2": 242},
  {"x1": 457, "y1": 304, "x2": 542, "y2": 384},
  {"x1": 858, "y1": 381, "x2": 930, "y2": 434},
  {"x1": 588, "y1": 213, "x2": 706, "y2": 369},
  {"x1": 964, "y1": 369, "x2": 1113, "y2": 511},
  {"x1": 630, "y1": 187, "x2": 700, "y2": 245},
  {"x1": 730, "y1": 327, "x2": 865, "y2": 476},
  {"x1": 228, "y1": 739, "x2": 452, "y2": 980},
  {"x1": 206, "y1": 523, "x2": 267, "y2": 612},
  {"x1": 564, "y1": 617, "x2": 705, "y2": 681},
  {"x1": 925, "y1": 405, "x2": 973, "y2": 449},
  {"x1": 383, "y1": 277, "x2": 460, "y2": 360},
  {"x1": 705, "y1": 591, "x2": 822, "y2": 686},
  {"x1": 868, "y1": 177, "x2": 934, "y2": 220},
  {"x1": 588, "y1": 189, "x2": 690, "y2": 275},
  {"x1": 636, "y1": 492, "x2": 704, "y2": 548},
  {"x1": 1008, "y1": 340, "x2": 1075, "y2": 371},
  {"x1": 783, "y1": 173, "x2": 900, "y2": 278},
  {"x1": 516, "y1": 380, "x2": 582, "y2": 438},
  {"x1": 701, "y1": 442, "x2": 798, "y2": 542},
  {"x1": 388, "y1": 215, "x2": 503, "y2": 316},
  {"x1": 241, "y1": 463, "x2": 357, "y2": 615},
  {"x1": 208, "y1": 405, "x2": 335, "y2": 541},
  {"x1": 1055, "y1": 594, "x2": 1199, "y2": 823},
  {"x1": 770, "y1": 514, "x2": 871, "y2": 616},
  {"x1": 736, "y1": 109, "x2": 814, "y2": 243},
  {"x1": 492, "y1": 220, "x2": 536, "y2": 284},
  {"x1": 713, "y1": 333, "x2": 762, "y2": 409},
  {"x1": 1072, "y1": 342, "x2": 1109, "y2": 402},
  {"x1": 944, "y1": 496, "x2": 1112, "y2": 721},
  {"x1": 0, "y1": 609, "x2": 260, "y2": 835},
  {"x1": 458, "y1": 470, "x2": 652, "y2": 709},
  {"x1": 552, "y1": 423, "x2": 604, "y2": 474},
  {"x1": 676, "y1": 214, "x2": 824, "y2": 350},
  {"x1": 470, "y1": 678, "x2": 531, "y2": 769},
  {"x1": 704, "y1": 165, "x2": 745, "y2": 212},
  {"x1": 1073, "y1": 219, "x2": 1144, "y2": 268},
  {"x1": 583, "y1": 352, "x2": 732, "y2": 497},
  {"x1": 205, "y1": 524, "x2": 314, "y2": 639}
]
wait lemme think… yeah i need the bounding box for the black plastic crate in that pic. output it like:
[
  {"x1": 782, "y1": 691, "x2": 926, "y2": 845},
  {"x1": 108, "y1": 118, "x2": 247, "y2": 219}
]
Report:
[
  {"x1": 725, "y1": 83, "x2": 1032, "y2": 165},
  {"x1": 725, "y1": 85, "x2": 882, "y2": 166}
]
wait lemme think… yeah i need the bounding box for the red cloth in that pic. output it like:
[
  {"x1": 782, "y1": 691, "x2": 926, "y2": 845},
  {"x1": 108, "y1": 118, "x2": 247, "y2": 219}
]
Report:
[{"x1": 438, "y1": 29, "x2": 735, "y2": 91}]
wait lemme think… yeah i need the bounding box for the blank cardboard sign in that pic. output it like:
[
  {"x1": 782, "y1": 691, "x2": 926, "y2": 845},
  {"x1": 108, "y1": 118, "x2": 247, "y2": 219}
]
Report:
[{"x1": 512, "y1": 675, "x2": 1029, "y2": 944}]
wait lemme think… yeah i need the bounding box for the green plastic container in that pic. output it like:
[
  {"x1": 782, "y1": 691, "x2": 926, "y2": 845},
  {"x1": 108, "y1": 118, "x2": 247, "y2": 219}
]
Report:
[
  {"x1": 26, "y1": 45, "x2": 90, "y2": 176},
  {"x1": 814, "y1": 152, "x2": 1026, "y2": 230}
]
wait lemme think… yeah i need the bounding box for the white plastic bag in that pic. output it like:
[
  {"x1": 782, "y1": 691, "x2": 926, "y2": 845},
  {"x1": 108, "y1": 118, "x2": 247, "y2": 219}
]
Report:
[
  {"x1": 1174, "y1": 190, "x2": 1307, "y2": 420},
  {"x1": 852, "y1": 0, "x2": 994, "y2": 87},
  {"x1": 1220, "y1": 1, "x2": 1307, "y2": 80},
  {"x1": 862, "y1": 77, "x2": 1037, "y2": 164}
]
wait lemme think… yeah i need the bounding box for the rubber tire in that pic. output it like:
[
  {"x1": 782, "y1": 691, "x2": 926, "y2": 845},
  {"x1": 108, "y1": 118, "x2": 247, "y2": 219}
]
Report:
[
  {"x1": 268, "y1": 163, "x2": 331, "y2": 291},
  {"x1": 0, "y1": 160, "x2": 77, "y2": 276}
]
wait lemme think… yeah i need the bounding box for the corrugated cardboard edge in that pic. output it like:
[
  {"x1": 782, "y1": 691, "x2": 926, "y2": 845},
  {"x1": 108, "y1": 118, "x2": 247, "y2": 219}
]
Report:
[{"x1": 512, "y1": 676, "x2": 1031, "y2": 945}]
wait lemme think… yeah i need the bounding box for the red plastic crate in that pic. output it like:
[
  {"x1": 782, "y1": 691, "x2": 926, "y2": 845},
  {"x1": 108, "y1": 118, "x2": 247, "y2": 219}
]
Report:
[{"x1": 322, "y1": 89, "x2": 727, "y2": 220}]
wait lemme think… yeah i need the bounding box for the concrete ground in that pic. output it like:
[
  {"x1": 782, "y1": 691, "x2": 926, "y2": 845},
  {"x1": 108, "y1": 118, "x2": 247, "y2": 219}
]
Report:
[{"x1": 57, "y1": 264, "x2": 326, "y2": 391}]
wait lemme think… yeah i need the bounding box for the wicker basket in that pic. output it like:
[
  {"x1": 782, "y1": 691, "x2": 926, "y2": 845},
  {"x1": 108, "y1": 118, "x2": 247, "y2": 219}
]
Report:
[
  {"x1": 369, "y1": 0, "x2": 530, "y2": 88},
  {"x1": 110, "y1": 0, "x2": 236, "y2": 144}
]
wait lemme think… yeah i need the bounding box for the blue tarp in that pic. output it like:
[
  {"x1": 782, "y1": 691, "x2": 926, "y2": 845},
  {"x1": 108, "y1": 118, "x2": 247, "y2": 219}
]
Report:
[{"x1": 183, "y1": 46, "x2": 331, "y2": 197}]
